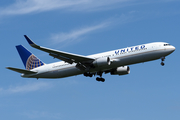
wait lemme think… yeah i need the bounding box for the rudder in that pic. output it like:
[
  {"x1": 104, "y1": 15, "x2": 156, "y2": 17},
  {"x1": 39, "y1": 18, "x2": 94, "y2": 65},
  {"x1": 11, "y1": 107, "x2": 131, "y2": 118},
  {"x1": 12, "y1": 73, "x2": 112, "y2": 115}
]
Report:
[{"x1": 16, "y1": 45, "x2": 45, "y2": 70}]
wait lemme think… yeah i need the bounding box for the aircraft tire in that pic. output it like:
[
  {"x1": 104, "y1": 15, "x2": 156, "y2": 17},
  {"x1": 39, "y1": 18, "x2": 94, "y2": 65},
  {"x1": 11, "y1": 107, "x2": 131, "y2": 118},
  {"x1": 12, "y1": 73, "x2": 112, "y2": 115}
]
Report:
[
  {"x1": 96, "y1": 77, "x2": 105, "y2": 82},
  {"x1": 161, "y1": 62, "x2": 165, "y2": 66}
]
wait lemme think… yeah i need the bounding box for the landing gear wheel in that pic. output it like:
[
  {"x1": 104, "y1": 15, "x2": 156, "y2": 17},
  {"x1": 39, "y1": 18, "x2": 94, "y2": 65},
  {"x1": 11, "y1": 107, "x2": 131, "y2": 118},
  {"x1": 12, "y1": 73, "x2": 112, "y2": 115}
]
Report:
[
  {"x1": 89, "y1": 74, "x2": 93, "y2": 77},
  {"x1": 101, "y1": 78, "x2": 105, "y2": 82},
  {"x1": 96, "y1": 77, "x2": 105, "y2": 82},
  {"x1": 96, "y1": 77, "x2": 100, "y2": 81},
  {"x1": 161, "y1": 62, "x2": 165, "y2": 66},
  {"x1": 84, "y1": 72, "x2": 93, "y2": 77}
]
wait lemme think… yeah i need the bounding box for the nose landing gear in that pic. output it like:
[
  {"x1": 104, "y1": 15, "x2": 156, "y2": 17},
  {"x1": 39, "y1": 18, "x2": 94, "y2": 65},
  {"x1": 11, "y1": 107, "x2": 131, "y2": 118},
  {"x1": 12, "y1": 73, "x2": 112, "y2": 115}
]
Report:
[{"x1": 161, "y1": 57, "x2": 165, "y2": 66}]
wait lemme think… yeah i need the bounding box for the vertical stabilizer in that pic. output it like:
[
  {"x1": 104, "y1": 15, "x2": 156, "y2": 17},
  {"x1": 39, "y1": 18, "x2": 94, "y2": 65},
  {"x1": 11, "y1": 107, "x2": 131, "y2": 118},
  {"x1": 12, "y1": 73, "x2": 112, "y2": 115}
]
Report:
[{"x1": 16, "y1": 45, "x2": 45, "y2": 70}]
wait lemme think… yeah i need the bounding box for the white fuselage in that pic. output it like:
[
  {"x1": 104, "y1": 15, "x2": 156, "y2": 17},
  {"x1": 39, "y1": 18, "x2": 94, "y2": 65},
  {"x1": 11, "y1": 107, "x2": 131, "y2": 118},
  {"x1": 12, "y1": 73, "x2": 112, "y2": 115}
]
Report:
[{"x1": 22, "y1": 42, "x2": 175, "y2": 78}]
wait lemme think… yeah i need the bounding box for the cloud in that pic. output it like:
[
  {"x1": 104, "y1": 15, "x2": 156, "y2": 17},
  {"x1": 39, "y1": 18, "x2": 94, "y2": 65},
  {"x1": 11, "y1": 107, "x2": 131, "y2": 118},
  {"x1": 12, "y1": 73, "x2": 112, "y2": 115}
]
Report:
[
  {"x1": 48, "y1": 12, "x2": 141, "y2": 47},
  {"x1": 0, "y1": 0, "x2": 178, "y2": 17},
  {"x1": 49, "y1": 11, "x2": 141, "y2": 46},
  {"x1": 0, "y1": 82, "x2": 52, "y2": 94},
  {"x1": 50, "y1": 21, "x2": 110, "y2": 45},
  {"x1": 0, "y1": 0, "x2": 132, "y2": 16},
  {"x1": 0, "y1": 0, "x2": 82, "y2": 15}
]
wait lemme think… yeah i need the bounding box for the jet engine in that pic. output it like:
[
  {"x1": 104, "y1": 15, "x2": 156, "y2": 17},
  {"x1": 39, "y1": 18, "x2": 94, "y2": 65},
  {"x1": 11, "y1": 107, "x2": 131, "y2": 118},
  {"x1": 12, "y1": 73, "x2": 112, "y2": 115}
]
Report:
[
  {"x1": 111, "y1": 66, "x2": 130, "y2": 75},
  {"x1": 93, "y1": 57, "x2": 111, "y2": 67}
]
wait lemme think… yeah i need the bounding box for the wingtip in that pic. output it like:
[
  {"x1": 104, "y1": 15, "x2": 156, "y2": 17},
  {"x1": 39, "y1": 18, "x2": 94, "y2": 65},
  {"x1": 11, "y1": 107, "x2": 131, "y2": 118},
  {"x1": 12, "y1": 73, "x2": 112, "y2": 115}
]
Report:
[{"x1": 6, "y1": 67, "x2": 10, "y2": 69}]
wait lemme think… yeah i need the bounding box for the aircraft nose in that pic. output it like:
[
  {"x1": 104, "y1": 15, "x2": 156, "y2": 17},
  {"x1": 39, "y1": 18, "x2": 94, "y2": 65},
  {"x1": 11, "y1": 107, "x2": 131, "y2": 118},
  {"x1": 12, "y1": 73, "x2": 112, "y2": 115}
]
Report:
[
  {"x1": 165, "y1": 45, "x2": 175, "y2": 54},
  {"x1": 172, "y1": 46, "x2": 176, "y2": 52},
  {"x1": 168, "y1": 45, "x2": 176, "y2": 54}
]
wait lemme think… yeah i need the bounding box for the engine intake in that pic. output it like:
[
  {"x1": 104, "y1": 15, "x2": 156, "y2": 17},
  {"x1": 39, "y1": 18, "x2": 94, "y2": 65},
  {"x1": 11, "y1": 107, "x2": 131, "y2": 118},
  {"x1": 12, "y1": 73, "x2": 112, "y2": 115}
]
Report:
[{"x1": 111, "y1": 66, "x2": 130, "y2": 75}]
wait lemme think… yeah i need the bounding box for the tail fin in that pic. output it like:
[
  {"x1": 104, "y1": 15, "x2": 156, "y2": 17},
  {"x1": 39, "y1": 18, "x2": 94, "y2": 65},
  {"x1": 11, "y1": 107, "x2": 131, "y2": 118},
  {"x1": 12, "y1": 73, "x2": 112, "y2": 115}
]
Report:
[{"x1": 16, "y1": 45, "x2": 45, "y2": 70}]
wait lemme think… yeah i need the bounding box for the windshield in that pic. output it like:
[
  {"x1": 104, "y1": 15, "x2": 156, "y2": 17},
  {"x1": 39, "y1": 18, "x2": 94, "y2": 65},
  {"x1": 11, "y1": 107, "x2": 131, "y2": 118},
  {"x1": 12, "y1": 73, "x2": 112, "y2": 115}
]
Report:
[{"x1": 164, "y1": 44, "x2": 171, "y2": 46}]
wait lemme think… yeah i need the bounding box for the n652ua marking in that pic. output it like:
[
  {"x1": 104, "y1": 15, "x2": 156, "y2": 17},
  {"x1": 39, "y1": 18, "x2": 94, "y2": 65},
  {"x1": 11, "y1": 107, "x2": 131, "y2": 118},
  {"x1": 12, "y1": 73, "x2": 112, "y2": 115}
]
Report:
[{"x1": 7, "y1": 35, "x2": 175, "y2": 82}]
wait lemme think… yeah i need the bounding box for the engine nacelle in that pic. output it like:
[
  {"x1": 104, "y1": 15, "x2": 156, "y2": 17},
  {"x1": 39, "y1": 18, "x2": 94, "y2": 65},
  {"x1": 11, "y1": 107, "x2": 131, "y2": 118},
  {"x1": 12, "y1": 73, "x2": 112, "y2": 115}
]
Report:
[
  {"x1": 111, "y1": 66, "x2": 130, "y2": 75},
  {"x1": 93, "y1": 57, "x2": 111, "y2": 67}
]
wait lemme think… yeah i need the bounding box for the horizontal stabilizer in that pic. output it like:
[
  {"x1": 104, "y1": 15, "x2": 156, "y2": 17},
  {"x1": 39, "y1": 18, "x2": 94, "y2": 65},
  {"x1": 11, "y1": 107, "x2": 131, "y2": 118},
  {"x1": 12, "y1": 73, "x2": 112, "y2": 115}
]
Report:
[{"x1": 6, "y1": 67, "x2": 37, "y2": 74}]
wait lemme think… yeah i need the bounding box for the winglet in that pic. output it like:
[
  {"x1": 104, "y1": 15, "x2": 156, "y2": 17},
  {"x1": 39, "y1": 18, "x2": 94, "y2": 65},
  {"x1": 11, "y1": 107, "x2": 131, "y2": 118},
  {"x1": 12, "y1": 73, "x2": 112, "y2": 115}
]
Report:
[
  {"x1": 24, "y1": 35, "x2": 35, "y2": 45},
  {"x1": 24, "y1": 35, "x2": 40, "y2": 48}
]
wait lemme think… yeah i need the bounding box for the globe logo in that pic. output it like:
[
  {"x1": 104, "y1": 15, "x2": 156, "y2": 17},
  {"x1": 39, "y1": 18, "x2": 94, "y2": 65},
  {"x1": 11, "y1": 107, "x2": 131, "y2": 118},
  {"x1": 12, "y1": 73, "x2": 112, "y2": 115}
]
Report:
[{"x1": 26, "y1": 54, "x2": 44, "y2": 70}]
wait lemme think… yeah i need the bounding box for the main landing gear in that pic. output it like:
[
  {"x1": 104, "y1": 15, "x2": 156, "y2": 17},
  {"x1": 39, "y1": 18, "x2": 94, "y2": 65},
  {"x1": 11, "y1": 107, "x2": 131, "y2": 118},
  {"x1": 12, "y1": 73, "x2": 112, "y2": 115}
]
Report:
[
  {"x1": 84, "y1": 71, "x2": 105, "y2": 82},
  {"x1": 96, "y1": 77, "x2": 105, "y2": 82},
  {"x1": 96, "y1": 71, "x2": 105, "y2": 82},
  {"x1": 83, "y1": 72, "x2": 93, "y2": 77},
  {"x1": 161, "y1": 57, "x2": 165, "y2": 66}
]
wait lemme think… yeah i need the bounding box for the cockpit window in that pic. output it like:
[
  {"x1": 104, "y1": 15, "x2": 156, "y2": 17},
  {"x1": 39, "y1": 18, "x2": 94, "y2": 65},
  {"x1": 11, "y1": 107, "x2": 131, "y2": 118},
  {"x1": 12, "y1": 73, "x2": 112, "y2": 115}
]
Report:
[{"x1": 164, "y1": 44, "x2": 171, "y2": 46}]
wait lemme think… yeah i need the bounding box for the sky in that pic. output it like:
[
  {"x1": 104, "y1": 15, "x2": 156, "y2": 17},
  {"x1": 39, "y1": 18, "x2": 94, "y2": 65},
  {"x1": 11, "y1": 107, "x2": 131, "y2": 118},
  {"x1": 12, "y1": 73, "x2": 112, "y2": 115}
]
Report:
[{"x1": 1, "y1": 0, "x2": 180, "y2": 120}]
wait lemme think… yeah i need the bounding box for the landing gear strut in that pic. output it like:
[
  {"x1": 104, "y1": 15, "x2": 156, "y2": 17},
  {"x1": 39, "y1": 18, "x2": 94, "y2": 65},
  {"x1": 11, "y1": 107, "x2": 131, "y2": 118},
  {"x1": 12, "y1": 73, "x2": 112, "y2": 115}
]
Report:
[{"x1": 161, "y1": 57, "x2": 165, "y2": 66}]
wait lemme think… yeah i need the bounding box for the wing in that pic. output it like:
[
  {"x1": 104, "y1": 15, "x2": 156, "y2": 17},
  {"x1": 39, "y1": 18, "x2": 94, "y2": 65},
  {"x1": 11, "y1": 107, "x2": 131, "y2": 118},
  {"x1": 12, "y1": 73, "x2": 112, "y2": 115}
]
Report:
[
  {"x1": 6, "y1": 67, "x2": 37, "y2": 74},
  {"x1": 24, "y1": 35, "x2": 95, "y2": 65}
]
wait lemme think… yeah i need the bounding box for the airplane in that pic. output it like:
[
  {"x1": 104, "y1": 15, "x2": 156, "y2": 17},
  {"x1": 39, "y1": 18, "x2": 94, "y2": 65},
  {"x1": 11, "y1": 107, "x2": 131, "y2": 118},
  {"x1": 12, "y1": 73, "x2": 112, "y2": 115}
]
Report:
[{"x1": 7, "y1": 35, "x2": 175, "y2": 82}]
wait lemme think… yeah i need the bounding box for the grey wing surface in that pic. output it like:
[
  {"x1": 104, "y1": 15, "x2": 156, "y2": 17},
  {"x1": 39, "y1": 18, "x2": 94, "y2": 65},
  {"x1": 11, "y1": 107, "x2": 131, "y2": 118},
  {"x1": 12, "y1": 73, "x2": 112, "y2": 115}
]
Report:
[{"x1": 24, "y1": 35, "x2": 95, "y2": 64}]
